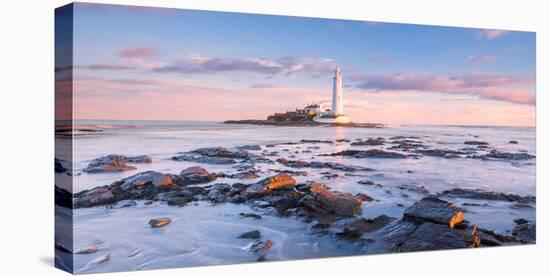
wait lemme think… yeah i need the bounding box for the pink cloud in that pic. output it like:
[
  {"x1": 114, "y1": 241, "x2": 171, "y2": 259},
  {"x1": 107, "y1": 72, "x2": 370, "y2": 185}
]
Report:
[
  {"x1": 118, "y1": 46, "x2": 156, "y2": 58},
  {"x1": 477, "y1": 29, "x2": 509, "y2": 40},
  {"x1": 355, "y1": 72, "x2": 535, "y2": 105}
]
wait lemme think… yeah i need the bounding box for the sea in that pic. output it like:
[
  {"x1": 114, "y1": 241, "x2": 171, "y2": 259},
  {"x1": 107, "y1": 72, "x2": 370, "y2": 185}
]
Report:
[{"x1": 55, "y1": 120, "x2": 536, "y2": 273}]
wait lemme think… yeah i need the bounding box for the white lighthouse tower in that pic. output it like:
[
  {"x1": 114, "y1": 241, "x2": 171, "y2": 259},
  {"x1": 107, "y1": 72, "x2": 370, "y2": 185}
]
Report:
[
  {"x1": 313, "y1": 66, "x2": 350, "y2": 124},
  {"x1": 332, "y1": 67, "x2": 344, "y2": 116}
]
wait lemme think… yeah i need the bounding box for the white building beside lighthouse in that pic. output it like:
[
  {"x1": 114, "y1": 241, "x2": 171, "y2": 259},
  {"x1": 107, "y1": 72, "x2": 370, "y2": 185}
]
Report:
[{"x1": 314, "y1": 67, "x2": 351, "y2": 124}]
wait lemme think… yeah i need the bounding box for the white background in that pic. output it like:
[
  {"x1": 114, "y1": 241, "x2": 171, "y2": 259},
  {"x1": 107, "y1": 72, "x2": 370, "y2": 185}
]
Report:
[{"x1": 0, "y1": 0, "x2": 548, "y2": 275}]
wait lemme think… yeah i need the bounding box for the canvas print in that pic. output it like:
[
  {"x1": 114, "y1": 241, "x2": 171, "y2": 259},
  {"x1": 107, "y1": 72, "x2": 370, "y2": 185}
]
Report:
[{"x1": 55, "y1": 2, "x2": 536, "y2": 274}]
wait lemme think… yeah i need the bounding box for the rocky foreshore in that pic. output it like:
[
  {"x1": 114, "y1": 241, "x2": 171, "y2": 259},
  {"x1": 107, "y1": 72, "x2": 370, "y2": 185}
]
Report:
[{"x1": 56, "y1": 134, "x2": 536, "y2": 265}]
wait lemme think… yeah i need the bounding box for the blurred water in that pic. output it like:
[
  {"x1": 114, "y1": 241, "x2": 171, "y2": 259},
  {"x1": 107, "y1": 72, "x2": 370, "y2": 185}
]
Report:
[{"x1": 63, "y1": 120, "x2": 535, "y2": 273}]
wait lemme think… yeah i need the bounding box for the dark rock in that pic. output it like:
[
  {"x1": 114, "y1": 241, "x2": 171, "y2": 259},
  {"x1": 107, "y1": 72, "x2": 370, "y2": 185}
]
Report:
[
  {"x1": 172, "y1": 154, "x2": 236, "y2": 164},
  {"x1": 512, "y1": 222, "x2": 536, "y2": 243},
  {"x1": 249, "y1": 239, "x2": 273, "y2": 254},
  {"x1": 335, "y1": 215, "x2": 396, "y2": 240},
  {"x1": 514, "y1": 218, "x2": 529, "y2": 225},
  {"x1": 269, "y1": 169, "x2": 308, "y2": 176},
  {"x1": 74, "y1": 186, "x2": 115, "y2": 208},
  {"x1": 110, "y1": 199, "x2": 137, "y2": 208},
  {"x1": 324, "y1": 149, "x2": 407, "y2": 159},
  {"x1": 358, "y1": 180, "x2": 376, "y2": 185},
  {"x1": 248, "y1": 174, "x2": 297, "y2": 193},
  {"x1": 351, "y1": 137, "x2": 385, "y2": 146},
  {"x1": 178, "y1": 166, "x2": 217, "y2": 185},
  {"x1": 397, "y1": 222, "x2": 480, "y2": 252},
  {"x1": 238, "y1": 230, "x2": 262, "y2": 239},
  {"x1": 277, "y1": 157, "x2": 373, "y2": 172},
  {"x1": 336, "y1": 139, "x2": 351, "y2": 143},
  {"x1": 149, "y1": 217, "x2": 171, "y2": 228},
  {"x1": 300, "y1": 139, "x2": 333, "y2": 144},
  {"x1": 438, "y1": 188, "x2": 535, "y2": 204},
  {"x1": 474, "y1": 149, "x2": 535, "y2": 161},
  {"x1": 300, "y1": 182, "x2": 363, "y2": 217},
  {"x1": 355, "y1": 193, "x2": 374, "y2": 202},
  {"x1": 55, "y1": 158, "x2": 67, "y2": 173},
  {"x1": 403, "y1": 197, "x2": 463, "y2": 228},
  {"x1": 125, "y1": 155, "x2": 152, "y2": 163},
  {"x1": 509, "y1": 140, "x2": 519, "y2": 144},
  {"x1": 240, "y1": 213, "x2": 262, "y2": 219},
  {"x1": 55, "y1": 185, "x2": 72, "y2": 208},
  {"x1": 237, "y1": 145, "x2": 262, "y2": 151},
  {"x1": 414, "y1": 149, "x2": 465, "y2": 158},
  {"x1": 464, "y1": 141, "x2": 489, "y2": 146},
  {"x1": 83, "y1": 154, "x2": 138, "y2": 173}
]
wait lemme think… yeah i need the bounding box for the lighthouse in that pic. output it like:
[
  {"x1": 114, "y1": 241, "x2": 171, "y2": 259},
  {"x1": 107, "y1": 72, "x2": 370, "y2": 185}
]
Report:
[
  {"x1": 332, "y1": 67, "x2": 344, "y2": 116},
  {"x1": 313, "y1": 66, "x2": 351, "y2": 124}
]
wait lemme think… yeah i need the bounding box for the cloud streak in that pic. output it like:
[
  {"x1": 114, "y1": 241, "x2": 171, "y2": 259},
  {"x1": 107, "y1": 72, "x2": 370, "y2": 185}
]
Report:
[
  {"x1": 354, "y1": 72, "x2": 535, "y2": 105},
  {"x1": 118, "y1": 46, "x2": 156, "y2": 58},
  {"x1": 477, "y1": 29, "x2": 509, "y2": 40},
  {"x1": 153, "y1": 55, "x2": 336, "y2": 77}
]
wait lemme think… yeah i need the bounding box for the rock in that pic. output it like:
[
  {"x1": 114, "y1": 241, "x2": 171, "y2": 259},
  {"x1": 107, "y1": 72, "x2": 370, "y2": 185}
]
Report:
[
  {"x1": 55, "y1": 158, "x2": 67, "y2": 173},
  {"x1": 464, "y1": 141, "x2": 489, "y2": 146},
  {"x1": 474, "y1": 149, "x2": 535, "y2": 161},
  {"x1": 240, "y1": 213, "x2": 262, "y2": 219},
  {"x1": 55, "y1": 185, "x2": 72, "y2": 208},
  {"x1": 336, "y1": 139, "x2": 351, "y2": 143},
  {"x1": 257, "y1": 255, "x2": 267, "y2": 262},
  {"x1": 358, "y1": 180, "x2": 376, "y2": 185},
  {"x1": 255, "y1": 173, "x2": 297, "y2": 191},
  {"x1": 74, "y1": 186, "x2": 115, "y2": 208},
  {"x1": 126, "y1": 155, "x2": 152, "y2": 163},
  {"x1": 215, "y1": 171, "x2": 259, "y2": 180},
  {"x1": 300, "y1": 139, "x2": 333, "y2": 144},
  {"x1": 276, "y1": 158, "x2": 373, "y2": 172},
  {"x1": 301, "y1": 183, "x2": 363, "y2": 217},
  {"x1": 403, "y1": 197, "x2": 463, "y2": 228},
  {"x1": 90, "y1": 254, "x2": 110, "y2": 265},
  {"x1": 166, "y1": 191, "x2": 194, "y2": 207},
  {"x1": 74, "y1": 247, "x2": 98, "y2": 254},
  {"x1": 84, "y1": 154, "x2": 137, "y2": 173},
  {"x1": 114, "y1": 171, "x2": 178, "y2": 200},
  {"x1": 512, "y1": 222, "x2": 536, "y2": 243},
  {"x1": 325, "y1": 149, "x2": 407, "y2": 159},
  {"x1": 351, "y1": 137, "x2": 385, "y2": 146},
  {"x1": 149, "y1": 217, "x2": 171, "y2": 228},
  {"x1": 438, "y1": 188, "x2": 535, "y2": 204},
  {"x1": 178, "y1": 166, "x2": 217, "y2": 185},
  {"x1": 239, "y1": 230, "x2": 262, "y2": 239},
  {"x1": 414, "y1": 149, "x2": 465, "y2": 158},
  {"x1": 249, "y1": 239, "x2": 273, "y2": 254},
  {"x1": 509, "y1": 140, "x2": 519, "y2": 144},
  {"x1": 355, "y1": 193, "x2": 374, "y2": 202},
  {"x1": 514, "y1": 218, "x2": 529, "y2": 225},
  {"x1": 335, "y1": 215, "x2": 396, "y2": 240},
  {"x1": 172, "y1": 154, "x2": 236, "y2": 164},
  {"x1": 397, "y1": 222, "x2": 480, "y2": 252},
  {"x1": 237, "y1": 145, "x2": 262, "y2": 151}
]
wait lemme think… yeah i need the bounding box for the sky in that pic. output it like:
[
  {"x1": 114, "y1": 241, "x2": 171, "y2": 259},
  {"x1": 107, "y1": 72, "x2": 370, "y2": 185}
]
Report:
[{"x1": 63, "y1": 3, "x2": 536, "y2": 126}]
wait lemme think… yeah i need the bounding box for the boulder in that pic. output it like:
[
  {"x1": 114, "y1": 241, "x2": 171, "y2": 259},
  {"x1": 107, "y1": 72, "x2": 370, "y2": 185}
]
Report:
[
  {"x1": 403, "y1": 197, "x2": 463, "y2": 228},
  {"x1": 74, "y1": 186, "x2": 115, "y2": 208},
  {"x1": 84, "y1": 154, "x2": 137, "y2": 173},
  {"x1": 512, "y1": 222, "x2": 536, "y2": 244},
  {"x1": 171, "y1": 154, "x2": 237, "y2": 165},
  {"x1": 464, "y1": 141, "x2": 489, "y2": 146},
  {"x1": 238, "y1": 230, "x2": 262, "y2": 239},
  {"x1": 149, "y1": 217, "x2": 171, "y2": 228},
  {"x1": 178, "y1": 166, "x2": 217, "y2": 185},
  {"x1": 255, "y1": 174, "x2": 297, "y2": 192},
  {"x1": 351, "y1": 137, "x2": 385, "y2": 146},
  {"x1": 397, "y1": 222, "x2": 480, "y2": 252},
  {"x1": 477, "y1": 149, "x2": 535, "y2": 161},
  {"x1": 301, "y1": 183, "x2": 363, "y2": 217}
]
